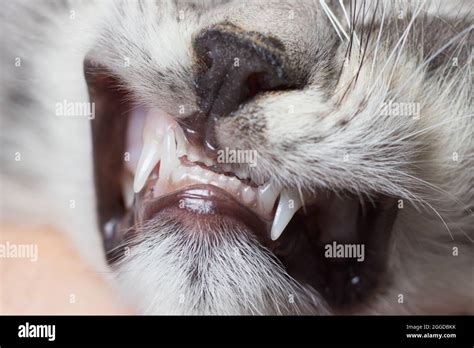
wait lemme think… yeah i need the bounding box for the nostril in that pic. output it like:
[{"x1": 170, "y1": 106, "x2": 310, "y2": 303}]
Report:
[
  {"x1": 244, "y1": 72, "x2": 265, "y2": 102},
  {"x1": 202, "y1": 48, "x2": 213, "y2": 70}
]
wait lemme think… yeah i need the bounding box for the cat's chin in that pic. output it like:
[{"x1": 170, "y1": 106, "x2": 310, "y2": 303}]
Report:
[{"x1": 112, "y1": 210, "x2": 328, "y2": 315}]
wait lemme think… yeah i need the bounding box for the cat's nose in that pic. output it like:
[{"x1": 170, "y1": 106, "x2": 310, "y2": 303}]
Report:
[
  {"x1": 187, "y1": 22, "x2": 290, "y2": 154},
  {"x1": 194, "y1": 23, "x2": 288, "y2": 117},
  {"x1": 194, "y1": 22, "x2": 289, "y2": 118}
]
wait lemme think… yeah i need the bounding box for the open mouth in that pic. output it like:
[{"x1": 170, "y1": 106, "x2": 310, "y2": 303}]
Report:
[
  {"x1": 129, "y1": 109, "x2": 279, "y2": 223},
  {"x1": 85, "y1": 59, "x2": 399, "y2": 311}
]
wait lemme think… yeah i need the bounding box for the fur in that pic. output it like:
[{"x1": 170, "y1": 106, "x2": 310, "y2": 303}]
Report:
[{"x1": 1, "y1": 0, "x2": 472, "y2": 314}]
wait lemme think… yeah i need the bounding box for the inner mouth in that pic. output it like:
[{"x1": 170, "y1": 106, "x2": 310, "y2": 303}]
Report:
[
  {"x1": 85, "y1": 60, "x2": 399, "y2": 310},
  {"x1": 126, "y1": 108, "x2": 283, "y2": 229}
]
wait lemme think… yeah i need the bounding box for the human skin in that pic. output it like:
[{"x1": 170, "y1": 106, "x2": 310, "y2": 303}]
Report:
[{"x1": 0, "y1": 225, "x2": 132, "y2": 314}]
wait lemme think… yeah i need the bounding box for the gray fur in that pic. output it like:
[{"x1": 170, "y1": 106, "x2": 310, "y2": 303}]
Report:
[{"x1": 1, "y1": 0, "x2": 472, "y2": 313}]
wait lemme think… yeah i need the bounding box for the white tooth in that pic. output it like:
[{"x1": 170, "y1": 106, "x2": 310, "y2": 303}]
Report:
[
  {"x1": 158, "y1": 128, "x2": 179, "y2": 183},
  {"x1": 227, "y1": 177, "x2": 240, "y2": 192},
  {"x1": 122, "y1": 173, "x2": 135, "y2": 208},
  {"x1": 171, "y1": 165, "x2": 185, "y2": 183},
  {"x1": 218, "y1": 174, "x2": 227, "y2": 183},
  {"x1": 203, "y1": 157, "x2": 214, "y2": 167},
  {"x1": 211, "y1": 174, "x2": 227, "y2": 190},
  {"x1": 126, "y1": 108, "x2": 147, "y2": 174},
  {"x1": 258, "y1": 180, "x2": 280, "y2": 215},
  {"x1": 271, "y1": 189, "x2": 303, "y2": 241},
  {"x1": 133, "y1": 138, "x2": 161, "y2": 193},
  {"x1": 235, "y1": 167, "x2": 249, "y2": 180},
  {"x1": 241, "y1": 186, "x2": 255, "y2": 205},
  {"x1": 132, "y1": 109, "x2": 176, "y2": 193},
  {"x1": 209, "y1": 179, "x2": 220, "y2": 188},
  {"x1": 188, "y1": 166, "x2": 207, "y2": 184},
  {"x1": 175, "y1": 126, "x2": 188, "y2": 158},
  {"x1": 199, "y1": 175, "x2": 210, "y2": 185},
  {"x1": 188, "y1": 149, "x2": 200, "y2": 163}
]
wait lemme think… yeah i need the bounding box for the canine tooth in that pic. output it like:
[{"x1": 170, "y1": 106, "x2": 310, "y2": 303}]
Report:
[
  {"x1": 158, "y1": 128, "x2": 179, "y2": 183},
  {"x1": 271, "y1": 189, "x2": 303, "y2": 241},
  {"x1": 126, "y1": 108, "x2": 147, "y2": 174},
  {"x1": 133, "y1": 109, "x2": 175, "y2": 193},
  {"x1": 258, "y1": 180, "x2": 280, "y2": 215},
  {"x1": 133, "y1": 138, "x2": 161, "y2": 193}
]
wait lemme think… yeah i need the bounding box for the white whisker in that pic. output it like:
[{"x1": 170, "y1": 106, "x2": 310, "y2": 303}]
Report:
[
  {"x1": 368, "y1": 0, "x2": 427, "y2": 96},
  {"x1": 320, "y1": 0, "x2": 349, "y2": 41},
  {"x1": 339, "y1": 0, "x2": 360, "y2": 46}
]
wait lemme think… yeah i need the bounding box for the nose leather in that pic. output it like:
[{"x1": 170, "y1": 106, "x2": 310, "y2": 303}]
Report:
[{"x1": 183, "y1": 22, "x2": 290, "y2": 155}]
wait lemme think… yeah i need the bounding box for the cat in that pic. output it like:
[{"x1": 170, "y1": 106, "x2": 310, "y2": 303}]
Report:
[{"x1": 1, "y1": 0, "x2": 472, "y2": 314}]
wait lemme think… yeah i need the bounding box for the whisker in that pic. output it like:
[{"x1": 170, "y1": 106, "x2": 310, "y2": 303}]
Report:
[
  {"x1": 367, "y1": 1, "x2": 427, "y2": 97},
  {"x1": 339, "y1": 0, "x2": 360, "y2": 46},
  {"x1": 422, "y1": 199, "x2": 455, "y2": 240},
  {"x1": 369, "y1": 0, "x2": 385, "y2": 80},
  {"x1": 396, "y1": 114, "x2": 473, "y2": 142},
  {"x1": 320, "y1": 0, "x2": 347, "y2": 41},
  {"x1": 395, "y1": 171, "x2": 472, "y2": 214},
  {"x1": 390, "y1": 24, "x2": 473, "y2": 101}
]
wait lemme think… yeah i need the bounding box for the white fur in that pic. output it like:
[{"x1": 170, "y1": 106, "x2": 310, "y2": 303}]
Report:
[{"x1": 1, "y1": 0, "x2": 472, "y2": 314}]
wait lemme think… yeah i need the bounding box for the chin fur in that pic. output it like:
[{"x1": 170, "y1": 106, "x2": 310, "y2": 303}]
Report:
[{"x1": 113, "y1": 216, "x2": 327, "y2": 315}]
